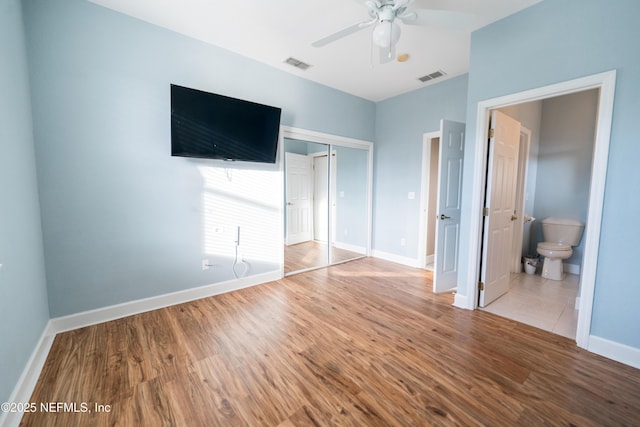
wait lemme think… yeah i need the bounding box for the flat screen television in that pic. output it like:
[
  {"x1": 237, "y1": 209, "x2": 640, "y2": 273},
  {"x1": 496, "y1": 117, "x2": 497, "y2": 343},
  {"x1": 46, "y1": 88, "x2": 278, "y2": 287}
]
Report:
[{"x1": 171, "y1": 84, "x2": 281, "y2": 163}]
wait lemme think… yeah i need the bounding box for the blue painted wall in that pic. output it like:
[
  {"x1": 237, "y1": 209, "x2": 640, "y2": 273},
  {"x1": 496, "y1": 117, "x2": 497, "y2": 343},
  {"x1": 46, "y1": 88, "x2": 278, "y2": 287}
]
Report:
[
  {"x1": 373, "y1": 74, "x2": 468, "y2": 260},
  {"x1": 458, "y1": 0, "x2": 640, "y2": 348},
  {"x1": 0, "y1": 0, "x2": 50, "y2": 404},
  {"x1": 22, "y1": 0, "x2": 375, "y2": 316}
]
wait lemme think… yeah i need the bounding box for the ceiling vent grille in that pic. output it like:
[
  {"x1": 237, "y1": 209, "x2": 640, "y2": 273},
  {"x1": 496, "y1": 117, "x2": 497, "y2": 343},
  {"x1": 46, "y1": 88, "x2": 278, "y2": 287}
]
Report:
[
  {"x1": 285, "y1": 57, "x2": 311, "y2": 70},
  {"x1": 418, "y1": 70, "x2": 447, "y2": 83}
]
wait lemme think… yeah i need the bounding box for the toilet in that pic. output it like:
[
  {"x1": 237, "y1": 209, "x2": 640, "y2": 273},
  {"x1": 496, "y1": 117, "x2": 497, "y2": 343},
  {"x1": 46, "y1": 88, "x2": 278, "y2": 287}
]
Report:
[{"x1": 536, "y1": 217, "x2": 584, "y2": 280}]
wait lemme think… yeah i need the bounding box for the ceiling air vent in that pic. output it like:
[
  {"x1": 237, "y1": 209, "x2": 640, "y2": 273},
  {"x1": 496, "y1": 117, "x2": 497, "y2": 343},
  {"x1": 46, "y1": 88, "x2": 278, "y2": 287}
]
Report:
[
  {"x1": 418, "y1": 70, "x2": 447, "y2": 83},
  {"x1": 285, "y1": 57, "x2": 311, "y2": 70}
]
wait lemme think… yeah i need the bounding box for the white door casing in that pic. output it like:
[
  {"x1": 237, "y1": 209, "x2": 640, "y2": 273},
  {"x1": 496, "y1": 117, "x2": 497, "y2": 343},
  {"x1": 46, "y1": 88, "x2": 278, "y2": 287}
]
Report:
[
  {"x1": 479, "y1": 111, "x2": 521, "y2": 307},
  {"x1": 285, "y1": 152, "x2": 313, "y2": 245},
  {"x1": 433, "y1": 120, "x2": 465, "y2": 293}
]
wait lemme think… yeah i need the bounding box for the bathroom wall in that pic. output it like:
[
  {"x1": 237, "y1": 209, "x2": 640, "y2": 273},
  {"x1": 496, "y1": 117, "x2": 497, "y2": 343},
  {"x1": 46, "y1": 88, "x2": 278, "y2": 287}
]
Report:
[{"x1": 532, "y1": 89, "x2": 598, "y2": 268}]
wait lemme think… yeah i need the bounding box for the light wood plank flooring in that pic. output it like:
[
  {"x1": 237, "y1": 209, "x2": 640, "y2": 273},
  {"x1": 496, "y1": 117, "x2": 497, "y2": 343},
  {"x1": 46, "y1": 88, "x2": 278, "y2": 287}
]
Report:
[{"x1": 22, "y1": 258, "x2": 640, "y2": 426}]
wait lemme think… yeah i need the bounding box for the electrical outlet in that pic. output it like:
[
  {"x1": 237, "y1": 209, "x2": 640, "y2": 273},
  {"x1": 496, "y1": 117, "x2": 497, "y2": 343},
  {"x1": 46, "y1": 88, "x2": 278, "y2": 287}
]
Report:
[
  {"x1": 400, "y1": 238, "x2": 406, "y2": 247},
  {"x1": 202, "y1": 259, "x2": 210, "y2": 270}
]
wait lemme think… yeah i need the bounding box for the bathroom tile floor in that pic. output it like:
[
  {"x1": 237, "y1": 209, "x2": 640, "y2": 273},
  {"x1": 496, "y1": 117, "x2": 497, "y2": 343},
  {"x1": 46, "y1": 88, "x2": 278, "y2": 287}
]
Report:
[{"x1": 481, "y1": 271, "x2": 579, "y2": 340}]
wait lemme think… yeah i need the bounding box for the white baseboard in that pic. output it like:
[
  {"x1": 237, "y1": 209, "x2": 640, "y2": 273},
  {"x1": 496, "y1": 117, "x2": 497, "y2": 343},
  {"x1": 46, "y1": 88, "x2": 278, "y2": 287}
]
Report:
[
  {"x1": 371, "y1": 250, "x2": 419, "y2": 268},
  {"x1": 0, "y1": 322, "x2": 56, "y2": 427},
  {"x1": 453, "y1": 292, "x2": 473, "y2": 310},
  {"x1": 564, "y1": 262, "x2": 581, "y2": 275},
  {"x1": 588, "y1": 335, "x2": 640, "y2": 369},
  {"x1": 50, "y1": 270, "x2": 282, "y2": 334}
]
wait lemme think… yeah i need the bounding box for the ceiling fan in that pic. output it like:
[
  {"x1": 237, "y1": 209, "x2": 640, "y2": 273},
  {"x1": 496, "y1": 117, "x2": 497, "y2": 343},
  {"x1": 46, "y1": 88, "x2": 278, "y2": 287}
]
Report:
[{"x1": 312, "y1": 0, "x2": 467, "y2": 63}]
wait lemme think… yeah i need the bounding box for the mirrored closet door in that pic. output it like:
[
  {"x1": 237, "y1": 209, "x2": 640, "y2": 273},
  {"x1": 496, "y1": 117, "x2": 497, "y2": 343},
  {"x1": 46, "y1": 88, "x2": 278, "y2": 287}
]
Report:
[{"x1": 282, "y1": 129, "x2": 372, "y2": 276}]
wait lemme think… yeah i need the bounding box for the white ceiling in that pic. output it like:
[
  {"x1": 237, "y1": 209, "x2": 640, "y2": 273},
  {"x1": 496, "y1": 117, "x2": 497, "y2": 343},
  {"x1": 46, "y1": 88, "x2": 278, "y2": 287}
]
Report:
[{"x1": 88, "y1": 0, "x2": 541, "y2": 102}]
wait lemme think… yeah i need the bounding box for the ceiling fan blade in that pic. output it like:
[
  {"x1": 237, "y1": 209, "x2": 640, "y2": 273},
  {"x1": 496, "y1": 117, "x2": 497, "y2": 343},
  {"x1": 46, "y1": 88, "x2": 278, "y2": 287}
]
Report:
[
  {"x1": 354, "y1": 0, "x2": 381, "y2": 10},
  {"x1": 392, "y1": 0, "x2": 411, "y2": 11},
  {"x1": 379, "y1": 44, "x2": 396, "y2": 64},
  {"x1": 399, "y1": 9, "x2": 475, "y2": 29},
  {"x1": 312, "y1": 19, "x2": 376, "y2": 48}
]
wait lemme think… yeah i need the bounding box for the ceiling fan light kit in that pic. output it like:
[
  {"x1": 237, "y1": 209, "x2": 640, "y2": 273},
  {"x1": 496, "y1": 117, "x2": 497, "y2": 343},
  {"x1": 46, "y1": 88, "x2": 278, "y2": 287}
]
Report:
[
  {"x1": 312, "y1": 0, "x2": 466, "y2": 65},
  {"x1": 372, "y1": 20, "x2": 401, "y2": 48}
]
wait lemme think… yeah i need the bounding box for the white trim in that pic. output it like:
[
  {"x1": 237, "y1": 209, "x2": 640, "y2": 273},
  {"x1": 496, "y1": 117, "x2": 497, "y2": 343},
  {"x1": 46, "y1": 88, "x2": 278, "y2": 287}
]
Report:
[
  {"x1": 50, "y1": 271, "x2": 281, "y2": 334},
  {"x1": 465, "y1": 71, "x2": 617, "y2": 352},
  {"x1": 281, "y1": 126, "x2": 373, "y2": 151},
  {"x1": 372, "y1": 250, "x2": 420, "y2": 268},
  {"x1": 418, "y1": 131, "x2": 441, "y2": 269},
  {"x1": 564, "y1": 262, "x2": 580, "y2": 275},
  {"x1": 0, "y1": 322, "x2": 56, "y2": 427},
  {"x1": 588, "y1": 336, "x2": 640, "y2": 369},
  {"x1": 453, "y1": 292, "x2": 471, "y2": 310}
]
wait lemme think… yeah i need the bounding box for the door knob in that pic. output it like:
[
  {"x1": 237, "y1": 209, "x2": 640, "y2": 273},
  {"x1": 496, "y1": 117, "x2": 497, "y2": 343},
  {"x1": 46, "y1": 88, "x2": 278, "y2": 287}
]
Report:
[
  {"x1": 511, "y1": 215, "x2": 518, "y2": 221},
  {"x1": 287, "y1": 202, "x2": 293, "y2": 206},
  {"x1": 440, "y1": 214, "x2": 451, "y2": 220}
]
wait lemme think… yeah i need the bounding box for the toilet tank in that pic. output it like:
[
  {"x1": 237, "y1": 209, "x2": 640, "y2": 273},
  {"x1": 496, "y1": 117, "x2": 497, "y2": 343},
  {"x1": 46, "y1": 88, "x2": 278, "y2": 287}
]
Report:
[{"x1": 541, "y1": 217, "x2": 585, "y2": 245}]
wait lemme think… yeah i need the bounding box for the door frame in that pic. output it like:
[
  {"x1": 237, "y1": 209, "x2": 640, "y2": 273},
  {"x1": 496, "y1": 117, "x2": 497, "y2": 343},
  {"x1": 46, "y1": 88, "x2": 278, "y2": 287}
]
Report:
[
  {"x1": 463, "y1": 70, "x2": 616, "y2": 349},
  {"x1": 418, "y1": 130, "x2": 441, "y2": 269}
]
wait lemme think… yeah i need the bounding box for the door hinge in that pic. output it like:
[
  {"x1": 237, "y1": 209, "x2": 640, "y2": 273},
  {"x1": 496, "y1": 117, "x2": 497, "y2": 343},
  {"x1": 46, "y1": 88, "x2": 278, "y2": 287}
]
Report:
[
  {"x1": 478, "y1": 281, "x2": 485, "y2": 291},
  {"x1": 488, "y1": 128, "x2": 495, "y2": 138},
  {"x1": 482, "y1": 207, "x2": 489, "y2": 217}
]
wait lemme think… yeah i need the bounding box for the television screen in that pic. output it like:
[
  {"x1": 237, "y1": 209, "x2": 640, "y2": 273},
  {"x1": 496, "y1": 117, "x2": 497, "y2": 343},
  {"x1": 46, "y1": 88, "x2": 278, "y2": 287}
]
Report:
[{"x1": 171, "y1": 84, "x2": 281, "y2": 163}]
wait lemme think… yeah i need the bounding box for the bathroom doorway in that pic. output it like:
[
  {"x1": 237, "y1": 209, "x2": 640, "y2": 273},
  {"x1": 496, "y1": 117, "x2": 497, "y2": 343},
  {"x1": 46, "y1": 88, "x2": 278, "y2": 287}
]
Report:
[
  {"x1": 465, "y1": 71, "x2": 616, "y2": 348},
  {"x1": 479, "y1": 90, "x2": 599, "y2": 339}
]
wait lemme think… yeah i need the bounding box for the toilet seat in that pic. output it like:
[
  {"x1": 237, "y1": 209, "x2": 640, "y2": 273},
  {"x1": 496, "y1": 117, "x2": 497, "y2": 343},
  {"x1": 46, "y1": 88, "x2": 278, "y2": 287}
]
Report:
[{"x1": 537, "y1": 242, "x2": 571, "y2": 252}]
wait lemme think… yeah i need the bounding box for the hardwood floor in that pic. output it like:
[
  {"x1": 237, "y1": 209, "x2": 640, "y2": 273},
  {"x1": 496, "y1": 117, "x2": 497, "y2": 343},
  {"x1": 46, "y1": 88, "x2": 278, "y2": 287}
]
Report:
[{"x1": 22, "y1": 258, "x2": 640, "y2": 426}]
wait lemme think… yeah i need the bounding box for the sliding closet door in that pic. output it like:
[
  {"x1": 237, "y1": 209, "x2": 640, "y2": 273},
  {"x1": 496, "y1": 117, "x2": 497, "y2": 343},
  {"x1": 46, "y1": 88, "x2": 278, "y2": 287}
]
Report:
[
  {"x1": 283, "y1": 138, "x2": 330, "y2": 274},
  {"x1": 283, "y1": 129, "x2": 372, "y2": 276},
  {"x1": 330, "y1": 145, "x2": 369, "y2": 265}
]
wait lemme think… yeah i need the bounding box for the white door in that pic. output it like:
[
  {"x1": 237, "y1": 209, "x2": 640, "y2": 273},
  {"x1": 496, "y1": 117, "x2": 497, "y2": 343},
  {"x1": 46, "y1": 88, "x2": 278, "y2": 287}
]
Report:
[
  {"x1": 433, "y1": 120, "x2": 465, "y2": 293},
  {"x1": 285, "y1": 152, "x2": 313, "y2": 245},
  {"x1": 313, "y1": 155, "x2": 329, "y2": 242},
  {"x1": 479, "y1": 111, "x2": 521, "y2": 307}
]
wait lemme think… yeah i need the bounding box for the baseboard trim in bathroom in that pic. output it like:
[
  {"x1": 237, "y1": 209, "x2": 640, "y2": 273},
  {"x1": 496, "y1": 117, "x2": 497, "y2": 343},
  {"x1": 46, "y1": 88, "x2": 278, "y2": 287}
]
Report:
[{"x1": 564, "y1": 262, "x2": 580, "y2": 275}]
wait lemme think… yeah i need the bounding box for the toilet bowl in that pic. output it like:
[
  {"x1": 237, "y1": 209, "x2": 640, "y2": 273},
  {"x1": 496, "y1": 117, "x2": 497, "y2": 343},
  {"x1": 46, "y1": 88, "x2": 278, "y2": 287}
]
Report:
[
  {"x1": 537, "y1": 242, "x2": 572, "y2": 280},
  {"x1": 536, "y1": 218, "x2": 584, "y2": 281}
]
